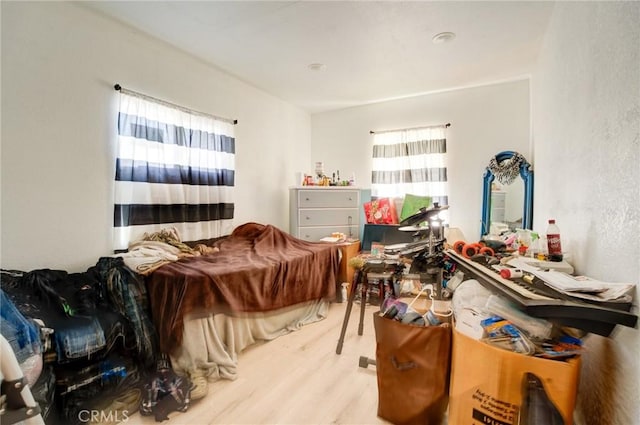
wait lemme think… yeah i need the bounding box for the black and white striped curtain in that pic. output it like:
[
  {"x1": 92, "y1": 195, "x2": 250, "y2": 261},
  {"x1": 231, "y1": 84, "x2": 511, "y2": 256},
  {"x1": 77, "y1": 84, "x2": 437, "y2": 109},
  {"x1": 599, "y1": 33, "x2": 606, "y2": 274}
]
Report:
[
  {"x1": 113, "y1": 90, "x2": 235, "y2": 251},
  {"x1": 371, "y1": 125, "x2": 448, "y2": 205}
]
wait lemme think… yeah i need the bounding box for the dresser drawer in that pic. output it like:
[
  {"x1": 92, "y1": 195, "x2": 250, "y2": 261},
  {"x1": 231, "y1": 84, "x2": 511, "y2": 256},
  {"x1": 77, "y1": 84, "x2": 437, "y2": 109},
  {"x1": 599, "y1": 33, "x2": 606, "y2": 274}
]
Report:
[
  {"x1": 299, "y1": 208, "x2": 359, "y2": 226},
  {"x1": 298, "y1": 190, "x2": 359, "y2": 208}
]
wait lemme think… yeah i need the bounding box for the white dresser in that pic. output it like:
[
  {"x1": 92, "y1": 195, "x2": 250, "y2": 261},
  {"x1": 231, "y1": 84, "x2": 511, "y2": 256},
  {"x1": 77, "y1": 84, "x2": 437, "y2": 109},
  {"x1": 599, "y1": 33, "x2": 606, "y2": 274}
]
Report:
[{"x1": 289, "y1": 187, "x2": 360, "y2": 241}]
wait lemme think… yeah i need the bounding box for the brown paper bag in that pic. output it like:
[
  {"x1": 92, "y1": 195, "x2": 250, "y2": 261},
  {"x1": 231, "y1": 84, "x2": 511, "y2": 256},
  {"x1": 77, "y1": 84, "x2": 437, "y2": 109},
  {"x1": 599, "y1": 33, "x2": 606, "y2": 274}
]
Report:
[{"x1": 373, "y1": 312, "x2": 451, "y2": 425}]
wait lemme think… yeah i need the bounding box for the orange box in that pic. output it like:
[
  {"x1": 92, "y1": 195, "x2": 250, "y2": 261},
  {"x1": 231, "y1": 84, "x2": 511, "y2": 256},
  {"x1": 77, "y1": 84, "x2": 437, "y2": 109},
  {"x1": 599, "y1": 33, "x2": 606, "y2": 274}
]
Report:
[{"x1": 448, "y1": 328, "x2": 581, "y2": 425}]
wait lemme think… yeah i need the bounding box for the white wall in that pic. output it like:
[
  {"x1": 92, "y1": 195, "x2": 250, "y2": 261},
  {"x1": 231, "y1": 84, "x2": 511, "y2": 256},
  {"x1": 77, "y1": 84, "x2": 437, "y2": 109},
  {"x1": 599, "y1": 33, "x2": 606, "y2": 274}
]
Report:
[
  {"x1": 1, "y1": 2, "x2": 310, "y2": 272},
  {"x1": 311, "y1": 80, "x2": 531, "y2": 240},
  {"x1": 532, "y1": 2, "x2": 639, "y2": 424}
]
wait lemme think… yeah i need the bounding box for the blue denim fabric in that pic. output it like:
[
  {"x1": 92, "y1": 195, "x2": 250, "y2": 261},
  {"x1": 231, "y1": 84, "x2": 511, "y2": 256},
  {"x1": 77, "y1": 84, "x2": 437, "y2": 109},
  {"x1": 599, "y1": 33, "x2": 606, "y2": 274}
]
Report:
[
  {"x1": 0, "y1": 288, "x2": 41, "y2": 363},
  {"x1": 54, "y1": 316, "x2": 106, "y2": 362}
]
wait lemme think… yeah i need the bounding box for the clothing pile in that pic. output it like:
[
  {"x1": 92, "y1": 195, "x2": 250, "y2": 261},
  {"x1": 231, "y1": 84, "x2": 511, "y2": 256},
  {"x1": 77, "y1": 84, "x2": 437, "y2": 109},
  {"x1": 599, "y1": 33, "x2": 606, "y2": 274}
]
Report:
[
  {"x1": 114, "y1": 227, "x2": 219, "y2": 275},
  {"x1": 0, "y1": 258, "x2": 159, "y2": 424}
]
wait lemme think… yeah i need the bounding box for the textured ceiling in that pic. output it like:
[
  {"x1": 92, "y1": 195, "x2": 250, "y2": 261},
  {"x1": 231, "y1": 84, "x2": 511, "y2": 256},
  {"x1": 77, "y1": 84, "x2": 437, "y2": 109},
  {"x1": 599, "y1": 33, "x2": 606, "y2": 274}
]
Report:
[{"x1": 84, "y1": 1, "x2": 555, "y2": 114}]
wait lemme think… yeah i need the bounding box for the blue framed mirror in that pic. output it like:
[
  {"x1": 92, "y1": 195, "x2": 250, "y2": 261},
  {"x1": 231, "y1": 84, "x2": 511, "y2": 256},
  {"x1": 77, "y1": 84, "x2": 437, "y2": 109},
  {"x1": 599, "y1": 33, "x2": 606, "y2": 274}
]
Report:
[{"x1": 481, "y1": 151, "x2": 533, "y2": 237}]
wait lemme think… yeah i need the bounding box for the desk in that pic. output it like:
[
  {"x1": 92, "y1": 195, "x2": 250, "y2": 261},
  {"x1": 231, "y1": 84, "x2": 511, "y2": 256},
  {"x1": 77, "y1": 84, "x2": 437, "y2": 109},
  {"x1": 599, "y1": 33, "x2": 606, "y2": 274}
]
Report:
[{"x1": 337, "y1": 240, "x2": 360, "y2": 301}]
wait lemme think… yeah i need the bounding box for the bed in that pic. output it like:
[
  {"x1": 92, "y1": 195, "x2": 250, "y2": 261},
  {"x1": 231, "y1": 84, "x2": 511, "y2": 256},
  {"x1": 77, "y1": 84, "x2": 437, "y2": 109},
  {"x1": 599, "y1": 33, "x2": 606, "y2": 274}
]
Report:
[{"x1": 144, "y1": 222, "x2": 341, "y2": 380}]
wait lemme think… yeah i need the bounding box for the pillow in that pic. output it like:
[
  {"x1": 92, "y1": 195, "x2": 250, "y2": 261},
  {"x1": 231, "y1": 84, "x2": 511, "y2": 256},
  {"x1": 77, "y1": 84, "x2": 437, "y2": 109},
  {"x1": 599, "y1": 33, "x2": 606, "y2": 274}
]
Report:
[
  {"x1": 400, "y1": 194, "x2": 432, "y2": 222},
  {"x1": 363, "y1": 198, "x2": 399, "y2": 224}
]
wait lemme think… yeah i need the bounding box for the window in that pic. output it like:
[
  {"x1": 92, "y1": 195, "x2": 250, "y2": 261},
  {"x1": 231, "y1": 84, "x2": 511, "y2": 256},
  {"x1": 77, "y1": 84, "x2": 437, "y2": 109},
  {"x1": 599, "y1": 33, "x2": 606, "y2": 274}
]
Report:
[
  {"x1": 113, "y1": 89, "x2": 235, "y2": 251},
  {"x1": 371, "y1": 125, "x2": 448, "y2": 206}
]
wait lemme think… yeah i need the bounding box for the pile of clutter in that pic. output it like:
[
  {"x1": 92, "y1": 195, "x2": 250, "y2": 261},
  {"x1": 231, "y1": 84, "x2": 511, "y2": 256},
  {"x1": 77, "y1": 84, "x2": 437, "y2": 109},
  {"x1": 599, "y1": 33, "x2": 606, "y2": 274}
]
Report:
[
  {"x1": 379, "y1": 284, "x2": 453, "y2": 328},
  {"x1": 484, "y1": 219, "x2": 565, "y2": 262},
  {"x1": 451, "y1": 279, "x2": 582, "y2": 360}
]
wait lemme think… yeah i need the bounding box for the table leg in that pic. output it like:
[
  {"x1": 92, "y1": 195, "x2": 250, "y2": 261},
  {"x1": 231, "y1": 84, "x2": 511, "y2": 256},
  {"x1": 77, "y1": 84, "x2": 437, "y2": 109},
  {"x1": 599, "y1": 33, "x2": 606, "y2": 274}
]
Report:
[
  {"x1": 358, "y1": 274, "x2": 368, "y2": 336},
  {"x1": 336, "y1": 270, "x2": 361, "y2": 354}
]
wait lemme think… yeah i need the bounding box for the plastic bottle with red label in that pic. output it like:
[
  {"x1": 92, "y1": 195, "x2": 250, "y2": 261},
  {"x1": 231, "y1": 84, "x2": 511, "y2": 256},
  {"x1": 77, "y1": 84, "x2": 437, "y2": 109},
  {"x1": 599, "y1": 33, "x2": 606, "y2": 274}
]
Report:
[{"x1": 546, "y1": 219, "x2": 563, "y2": 262}]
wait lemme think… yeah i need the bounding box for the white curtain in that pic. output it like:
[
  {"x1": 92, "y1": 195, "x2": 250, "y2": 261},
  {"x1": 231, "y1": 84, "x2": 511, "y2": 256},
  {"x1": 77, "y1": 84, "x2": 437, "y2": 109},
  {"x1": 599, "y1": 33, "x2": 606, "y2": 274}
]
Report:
[
  {"x1": 113, "y1": 90, "x2": 235, "y2": 251},
  {"x1": 371, "y1": 125, "x2": 448, "y2": 204}
]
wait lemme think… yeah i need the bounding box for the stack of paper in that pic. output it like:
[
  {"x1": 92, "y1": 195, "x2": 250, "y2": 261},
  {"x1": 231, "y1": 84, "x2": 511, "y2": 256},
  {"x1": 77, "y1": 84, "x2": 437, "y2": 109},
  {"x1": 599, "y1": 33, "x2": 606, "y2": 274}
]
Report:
[
  {"x1": 506, "y1": 257, "x2": 634, "y2": 302},
  {"x1": 533, "y1": 270, "x2": 634, "y2": 302},
  {"x1": 319, "y1": 236, "x2": 342, "y2": 243}
]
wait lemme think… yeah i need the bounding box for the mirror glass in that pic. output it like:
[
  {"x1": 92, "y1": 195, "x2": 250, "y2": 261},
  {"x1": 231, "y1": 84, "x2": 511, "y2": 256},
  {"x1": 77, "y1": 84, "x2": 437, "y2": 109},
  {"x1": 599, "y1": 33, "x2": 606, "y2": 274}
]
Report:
[
  {"x1": 481, "y1": 151, "x2": 533, "y2": 237},
  {"x1": 492, "y1": 178, "x2": 524, "y2": 228}
]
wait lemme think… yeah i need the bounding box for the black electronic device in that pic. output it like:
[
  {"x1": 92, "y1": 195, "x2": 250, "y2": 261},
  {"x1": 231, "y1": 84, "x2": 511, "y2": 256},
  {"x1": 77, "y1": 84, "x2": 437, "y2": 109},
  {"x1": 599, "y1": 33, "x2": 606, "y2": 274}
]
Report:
[
  {"x1": 361, "y1": 224, "x2": 415, "y2": 252},
  {"x1": 446, "y1": 249, "x2": 638, "y2": 336},
  {"x1": 399, "y1": 202, "x2": 449, "y2": 226}
]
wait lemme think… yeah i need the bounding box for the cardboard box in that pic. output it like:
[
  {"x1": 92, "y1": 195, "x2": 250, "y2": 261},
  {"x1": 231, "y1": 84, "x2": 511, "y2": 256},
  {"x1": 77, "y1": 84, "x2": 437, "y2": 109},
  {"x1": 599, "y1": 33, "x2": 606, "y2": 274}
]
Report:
[
  {"x1": 448, "y1": 328, "x2": 581, "y2": 425},
  {"x1": 370, "y1": 242, "x2": 385, "y2": 257}
]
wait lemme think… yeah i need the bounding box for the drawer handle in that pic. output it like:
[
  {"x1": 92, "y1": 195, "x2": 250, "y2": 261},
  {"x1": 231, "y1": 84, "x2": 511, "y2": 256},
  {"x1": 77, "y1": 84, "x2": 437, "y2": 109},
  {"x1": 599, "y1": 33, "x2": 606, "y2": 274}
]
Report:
[
  {"x1": 348, "y1": 197, "x2": 353, "y2": 201},
  {"x1": 305, "y1": 216, "x2": 310, "y2": 220},
  {"x1": 305, "y1": 198, "x2": 310, "y2": 201}
]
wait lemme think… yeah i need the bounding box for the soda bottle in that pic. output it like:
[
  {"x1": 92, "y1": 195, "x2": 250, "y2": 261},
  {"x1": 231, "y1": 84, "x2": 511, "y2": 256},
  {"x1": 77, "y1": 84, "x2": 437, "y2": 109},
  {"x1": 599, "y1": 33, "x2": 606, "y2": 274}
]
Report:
[
  {"x1": 546, "y1": 219, "x2": 563, "y2": 262},
  {"x1": 518, "y1": 372, "x2": 564, "y2": 425}
]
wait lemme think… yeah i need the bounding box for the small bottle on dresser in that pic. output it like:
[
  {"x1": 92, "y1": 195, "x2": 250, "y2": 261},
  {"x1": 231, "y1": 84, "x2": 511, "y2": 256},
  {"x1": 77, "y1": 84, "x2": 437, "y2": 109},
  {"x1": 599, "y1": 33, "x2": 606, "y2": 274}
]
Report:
[{"x1": 546, "y1": 219, "x2": 563, "y2": 262}]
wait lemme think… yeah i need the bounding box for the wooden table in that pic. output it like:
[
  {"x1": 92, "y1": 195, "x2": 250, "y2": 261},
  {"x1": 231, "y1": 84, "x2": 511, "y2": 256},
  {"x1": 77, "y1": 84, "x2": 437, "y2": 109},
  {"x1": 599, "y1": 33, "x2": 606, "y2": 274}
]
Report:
[{"x1": 336, "y1": 240, "x2": 360, "y2": 302}]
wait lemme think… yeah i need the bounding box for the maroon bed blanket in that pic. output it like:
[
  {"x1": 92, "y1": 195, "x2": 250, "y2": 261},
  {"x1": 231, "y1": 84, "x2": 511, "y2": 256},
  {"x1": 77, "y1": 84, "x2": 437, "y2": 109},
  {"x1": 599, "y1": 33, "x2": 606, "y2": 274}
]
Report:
[{"x1": 146, "y1": 223, "x2": 341, "y2": 354}]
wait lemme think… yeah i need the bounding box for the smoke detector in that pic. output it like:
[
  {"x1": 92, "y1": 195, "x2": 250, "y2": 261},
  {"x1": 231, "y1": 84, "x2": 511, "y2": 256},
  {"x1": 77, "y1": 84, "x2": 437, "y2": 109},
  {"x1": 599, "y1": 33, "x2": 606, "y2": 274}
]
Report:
[
  {"x1": 308, "y1": 63, "x2": 327, "y2": 71},
  {"x1": 432, "y1": 32, "x2": 456, "y2": 44}
]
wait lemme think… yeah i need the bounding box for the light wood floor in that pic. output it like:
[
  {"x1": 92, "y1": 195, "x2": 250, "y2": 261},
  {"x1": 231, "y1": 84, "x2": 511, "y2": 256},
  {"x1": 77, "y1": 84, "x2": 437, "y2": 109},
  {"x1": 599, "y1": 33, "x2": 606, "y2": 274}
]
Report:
[{"x1": 126, "y1": 302, "x2": 394, "y2": 425}]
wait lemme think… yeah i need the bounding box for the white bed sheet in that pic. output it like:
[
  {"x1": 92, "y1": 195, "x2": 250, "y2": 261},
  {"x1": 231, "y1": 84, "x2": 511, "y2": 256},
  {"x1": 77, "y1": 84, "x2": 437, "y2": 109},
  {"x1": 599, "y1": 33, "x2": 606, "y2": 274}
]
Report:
[{"x1": 170, "y1": 299, "x2": 329, "y2": 381}]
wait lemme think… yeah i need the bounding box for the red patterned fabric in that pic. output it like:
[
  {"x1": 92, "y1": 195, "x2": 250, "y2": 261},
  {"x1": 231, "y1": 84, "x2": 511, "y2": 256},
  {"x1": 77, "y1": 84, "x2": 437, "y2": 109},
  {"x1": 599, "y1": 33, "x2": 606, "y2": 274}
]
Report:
[{"x1": 364, "y1": 198, "x2": 399, "y2": 224}]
